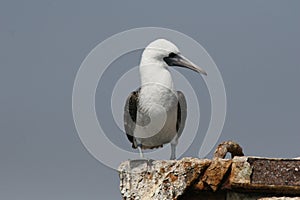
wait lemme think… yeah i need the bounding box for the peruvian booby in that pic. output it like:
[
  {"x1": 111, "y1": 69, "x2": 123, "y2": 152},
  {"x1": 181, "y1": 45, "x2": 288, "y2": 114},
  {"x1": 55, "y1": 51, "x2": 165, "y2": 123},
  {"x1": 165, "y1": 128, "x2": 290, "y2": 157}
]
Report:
[{"x1": 124, "y1": 39, "x2": 207, "y2": 160}]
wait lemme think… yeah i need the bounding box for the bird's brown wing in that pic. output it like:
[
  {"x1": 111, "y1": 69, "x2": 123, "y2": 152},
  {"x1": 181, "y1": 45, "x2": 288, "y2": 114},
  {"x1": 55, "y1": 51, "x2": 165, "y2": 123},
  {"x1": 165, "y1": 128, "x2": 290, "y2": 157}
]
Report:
[
  {"x1": 176, "y1": 91, "x2": 187, "y2": 139},
  {"x1": 123, "y1": 88, "x2": 140, "y2": 148}
]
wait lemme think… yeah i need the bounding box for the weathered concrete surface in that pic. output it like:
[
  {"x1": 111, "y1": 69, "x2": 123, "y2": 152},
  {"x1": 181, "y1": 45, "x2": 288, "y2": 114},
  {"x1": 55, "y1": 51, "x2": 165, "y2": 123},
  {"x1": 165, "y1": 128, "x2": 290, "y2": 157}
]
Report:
[
  {"x1": 249, "y1": 158, "x2": 300, "y2": 186},
  {"x1": 229, "y1": 157, "x2": 300, "y2": 195},
  {"x1": 195, "y1": 158, "x2": 232, "y2": 191},
  {"x1": 119, "y1": 157, "x2": 300, "y2": 199},
  {"x1": 227, "y1": 193, "x2": 300, "y2": 200},
  {"x1": 259, "y1": 198, "x2": 300, "y2": 200},
  {"x1": 119, "y1": 158, "x2": 211, "y2": 200},
  {"x1": 119, "y1": 141, "x2": 300, "y2": 199},
  {"x1": 229, "y1": 156, "x2": 252, "y2": 185}
]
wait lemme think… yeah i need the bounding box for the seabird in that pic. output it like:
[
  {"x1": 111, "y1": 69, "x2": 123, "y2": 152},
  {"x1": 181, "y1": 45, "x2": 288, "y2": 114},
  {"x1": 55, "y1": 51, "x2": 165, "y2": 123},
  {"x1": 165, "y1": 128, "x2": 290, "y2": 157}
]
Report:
[{"x1": 124, "y1": 39, "x2": 207, "y2": 160}]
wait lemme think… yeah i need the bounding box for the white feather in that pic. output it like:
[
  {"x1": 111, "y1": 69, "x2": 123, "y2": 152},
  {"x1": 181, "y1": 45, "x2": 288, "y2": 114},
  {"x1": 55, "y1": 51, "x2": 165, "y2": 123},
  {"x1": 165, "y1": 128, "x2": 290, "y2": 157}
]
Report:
[{"x1": 134, "y1": 39, "x2": 179, "y2": 147}]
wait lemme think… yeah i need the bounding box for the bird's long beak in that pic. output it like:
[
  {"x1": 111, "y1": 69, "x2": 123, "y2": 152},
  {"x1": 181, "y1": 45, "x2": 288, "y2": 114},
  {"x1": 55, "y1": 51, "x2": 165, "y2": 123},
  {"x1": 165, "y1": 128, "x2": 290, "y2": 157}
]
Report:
[{"x1": 163, "y1": 53, "x2": 207, "y2": 76}]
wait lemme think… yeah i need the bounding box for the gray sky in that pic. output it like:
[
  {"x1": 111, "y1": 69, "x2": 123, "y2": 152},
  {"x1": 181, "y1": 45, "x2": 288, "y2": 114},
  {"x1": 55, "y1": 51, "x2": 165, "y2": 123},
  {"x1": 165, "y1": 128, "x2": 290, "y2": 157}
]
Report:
[{"x1": 1, "y1": 1, "x2": 300, "y2": 199}]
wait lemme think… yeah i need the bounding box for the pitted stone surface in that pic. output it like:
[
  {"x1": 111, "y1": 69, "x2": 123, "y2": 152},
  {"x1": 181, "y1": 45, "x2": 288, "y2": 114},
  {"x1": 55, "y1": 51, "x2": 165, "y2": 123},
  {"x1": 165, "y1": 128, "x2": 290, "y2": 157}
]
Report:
[{"x1": 119, "y1": 158, "x2": 211, "y2": 200}]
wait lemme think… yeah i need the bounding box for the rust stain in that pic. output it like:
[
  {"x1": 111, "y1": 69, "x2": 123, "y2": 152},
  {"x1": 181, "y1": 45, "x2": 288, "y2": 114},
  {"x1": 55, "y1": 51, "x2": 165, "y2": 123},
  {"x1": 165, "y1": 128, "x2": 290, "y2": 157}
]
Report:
[{"x1": 168, "y1": 172, "x2": 178, "y2": 182}]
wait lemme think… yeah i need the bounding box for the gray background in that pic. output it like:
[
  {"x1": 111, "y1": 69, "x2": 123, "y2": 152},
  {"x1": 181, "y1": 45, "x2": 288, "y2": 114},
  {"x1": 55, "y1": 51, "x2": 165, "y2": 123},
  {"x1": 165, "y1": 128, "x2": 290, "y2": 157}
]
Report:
[{"x1": 1, "y1": 1, "x2": 299, "y2": 199}]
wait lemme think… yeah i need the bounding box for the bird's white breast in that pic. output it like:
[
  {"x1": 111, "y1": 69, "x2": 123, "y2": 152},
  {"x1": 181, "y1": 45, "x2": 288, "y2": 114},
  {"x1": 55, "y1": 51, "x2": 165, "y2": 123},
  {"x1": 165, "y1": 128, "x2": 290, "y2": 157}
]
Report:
[{"x1": 134, "y1": 84, "x2": 178, "y2": 147}]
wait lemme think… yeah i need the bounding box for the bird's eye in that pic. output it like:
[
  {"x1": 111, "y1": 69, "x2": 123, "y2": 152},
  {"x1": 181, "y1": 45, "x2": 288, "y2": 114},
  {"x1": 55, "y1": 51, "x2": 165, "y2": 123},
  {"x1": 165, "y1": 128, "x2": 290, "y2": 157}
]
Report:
[{"x1": 168, "y1": 52, "x2": 177, "y2": 58}]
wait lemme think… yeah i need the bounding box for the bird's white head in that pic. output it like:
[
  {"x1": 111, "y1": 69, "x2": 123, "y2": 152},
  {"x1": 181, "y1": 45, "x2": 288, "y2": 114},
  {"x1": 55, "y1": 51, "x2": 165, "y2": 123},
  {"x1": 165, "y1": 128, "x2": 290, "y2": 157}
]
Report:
[
  {"x1": 140, "y1": 39, "x2": 180, "y2": 66},
  {"x1": 139, "y1": 39, "x2": 207, "y2": 88}
]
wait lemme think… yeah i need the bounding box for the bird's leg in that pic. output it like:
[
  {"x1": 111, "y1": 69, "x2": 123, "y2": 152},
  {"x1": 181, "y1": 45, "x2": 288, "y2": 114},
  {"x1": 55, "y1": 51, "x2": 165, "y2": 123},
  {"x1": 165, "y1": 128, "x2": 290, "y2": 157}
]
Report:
[
  {"x1": 170, "y1": 134, "x2": 178, "y2": 160},
  {"x1": 170, "y1": 144, "x2": 176, "y2": 160},
  {"x1": 135, "y1": 138, "x2": 144, "y2": 159},
  {"x1": 137, "y1": 144, "x2": 144, "y2": 159},
  {"x1": 137, "y1": 144, "x2": 154, "y2": 171}
]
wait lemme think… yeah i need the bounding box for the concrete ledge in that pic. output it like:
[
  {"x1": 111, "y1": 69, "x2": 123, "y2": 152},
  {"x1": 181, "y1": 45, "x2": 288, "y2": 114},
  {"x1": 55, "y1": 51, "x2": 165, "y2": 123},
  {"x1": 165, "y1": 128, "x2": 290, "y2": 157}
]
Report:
[
  {"x1": 228, "y1": 157, "x2": 300, "y2": 196},
  {"x1": 119, "y1": 142, "x2": 300, "y2": 199},
  {"x1": 119, "y1": 156, "x2": 300, "y2": 199}
]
